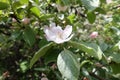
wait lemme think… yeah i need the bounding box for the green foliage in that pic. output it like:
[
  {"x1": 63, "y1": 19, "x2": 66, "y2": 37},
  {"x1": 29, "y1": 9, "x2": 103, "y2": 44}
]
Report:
[
  {"x1": 69, "y1": 41, "x2": 103, "y2": 60},
  {"x1": 23, "y1": 26, "x2": 36, "y2": 46},
  {"x1": 0, "y1": 2, "x2": 9, "y2": 10},
  {"x1": 0, "y1": 0, "x2": 120, "y2": 80}
]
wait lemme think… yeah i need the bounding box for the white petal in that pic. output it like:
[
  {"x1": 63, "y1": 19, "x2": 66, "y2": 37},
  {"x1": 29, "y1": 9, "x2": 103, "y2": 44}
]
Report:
[
  {"x1": 54, "y1": 34, "x2": 74, "y2": 44},
  {"x1": 63, "y1": 34, "x2": 74, "y2": 42},
  {"x1": 63, "y1": 25, "x2": 72, "y2": 39},
  {"x1": 53, "y1": 38, "x2": 64, "y2": 44},
  {"x1": 51, "y1": 25, "x2": 63, "y2": 34},
  {"x1": 50, "y1": 22, "x2": 56, "y2": 27},
  {"x1": 44, "y1": 26, "x2": 56, "y2": 41}
]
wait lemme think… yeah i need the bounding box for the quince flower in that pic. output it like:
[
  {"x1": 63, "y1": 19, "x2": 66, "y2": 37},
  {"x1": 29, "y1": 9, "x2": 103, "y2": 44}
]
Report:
[{"x1": 44, "y1": 23, "x2": 73, "y2": 44}]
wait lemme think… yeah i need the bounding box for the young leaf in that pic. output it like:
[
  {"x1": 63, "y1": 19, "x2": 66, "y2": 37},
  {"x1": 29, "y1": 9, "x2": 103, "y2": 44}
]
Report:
[
  {"x1": 30, "y1": 42, "x2": 54, "y2": 68},
  {"x1": 69, "y1": 41, "x2": 103, "y2": 60},
  {"x1": 67, "y1": 13, "x2": 75, "y2": 24},
  {"x1": 23, "y1": 26, "x2": 36, "y2": 46},
  {"x1": 30, "y1": 7, "x2": 41, "y2": 18},
  {"x1": 57, "y1": 49, "x2": 80, "y2": 80}
]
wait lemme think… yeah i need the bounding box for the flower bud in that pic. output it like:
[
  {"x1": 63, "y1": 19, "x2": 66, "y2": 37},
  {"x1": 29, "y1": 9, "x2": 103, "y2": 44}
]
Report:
[
  {"x1": 89, "y1": 31, "x2": 98, "y2": 39},
  {"x1": 22, "y1": 18, "x2": 30, "y2": 25},
  {"x1": 12, "y1": 18, "x2": 17, "y2": 23},
  {"x1": 56, "y1": 4, "x2": 68, "y2": 12}
]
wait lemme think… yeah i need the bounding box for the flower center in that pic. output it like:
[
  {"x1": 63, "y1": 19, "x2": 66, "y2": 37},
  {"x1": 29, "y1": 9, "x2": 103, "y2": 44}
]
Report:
[{"x1": 57, "y1": 32, "x2": 63, "y2": 39}]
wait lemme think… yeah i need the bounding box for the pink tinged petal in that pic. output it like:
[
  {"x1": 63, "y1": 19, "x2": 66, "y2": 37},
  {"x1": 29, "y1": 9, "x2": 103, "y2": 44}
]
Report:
[
  {"x1": 51, "y1": 25, "x2": 63, "y2": 33},
  {"x1": 44, "y1": 26, "x2": 56, "y2": 41},
  {"x1": 54, "y1": 34, "x2": 74, "y2": 44},
  {"x1": 44, "y1": 23, "x2": 73, "y2": 44},
  {"x1": 63, "y1": 25, "x2": 72, "y2": 39}
]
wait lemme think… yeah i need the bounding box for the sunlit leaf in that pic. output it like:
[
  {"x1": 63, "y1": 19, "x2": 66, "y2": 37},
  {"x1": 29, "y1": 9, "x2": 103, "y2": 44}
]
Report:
[
  {"x1": 20, "y1": 0, "x2": 29, "y2": 4},
  {"x1": 69, "y1": 41, "x2": 103, "y2": 60},
  {"x1": 30, "y1": 7, "x2": 41, "y2": 18},
  {"x1": 57, "y1": 49, "x2": 80, "y2": 80}
]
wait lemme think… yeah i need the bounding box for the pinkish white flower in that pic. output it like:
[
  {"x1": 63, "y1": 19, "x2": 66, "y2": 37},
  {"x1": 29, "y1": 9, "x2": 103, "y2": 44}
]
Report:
[
  {"x1": 22, "y1": 18, "x2": 30, "y2": 25},
  {"x1": 44, "y1": 23, "x2": 73, "y2": 44},
  {"x1": 89, "y1": 31, "x2": 98, "y2": 39}
]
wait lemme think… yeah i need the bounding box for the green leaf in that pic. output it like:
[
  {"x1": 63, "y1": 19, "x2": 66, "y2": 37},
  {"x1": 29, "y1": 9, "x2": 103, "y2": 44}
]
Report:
[
  {"x1": 95, "y1": 7, "x2": 106, "y2": 14},
  {"x1": 69, "y1": 41, "x2": 103, "y2": 60},
  {"x1": 99, "y1": 42, "x2": 108, "y2": 51},
  {"x1": 87, "y1": 11, "x2": 96, "y2": 24},
  {"x1": 110, "y1": 63, "x2": 120, "y2": 79},
  {"x1": 110, "y1": 27, "x2": 120, "y2": 36},
  {"x1": 20, "y1": 61, "x2": 28, "y2": 73},
  {"x1": 30, "y1": 7, "x2": 41, "y2": 18},
  {"x1": 11, "y1": 30, "x2": 22, "y2": 40},
  {"x1": 57, "y1": 49, "x2": 80, "y2": 80},
  {"x1": 100, "y1": 0, "x2": 106, "y2": 3},
  {"x1": 61, "y1": 0, "x2": 70, "y2": 5},
  {"x1": 112, "y1": 41, "x2": 120, "y2": 50},
  {"x1": 23, "y1": 26, "x2": 36, "y2": 46},
  {"x1": 30, "y1": 42, "x2": 54, "y2": 68},
  {"x1": 40, "y1": 14, "x2": 55, "y2": 21},
  {"x1": 110, "y1": 52, "x2": 120, "y2": 63},
  {"x1": 0, "y1": 2, "x2": 9, "y2": 10},
  {"x1": 44, "y1": 49, "x2": 60, "y2": 65},
  {"x1": 81, "y1": 0, "x2": 100, "y2": 11},
  {"x1": 20, "y1": 0, "x2": 29, "y2": 4},
  {"x1": 12, "y1": 1, "x2": 22, "y2": 9}
]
